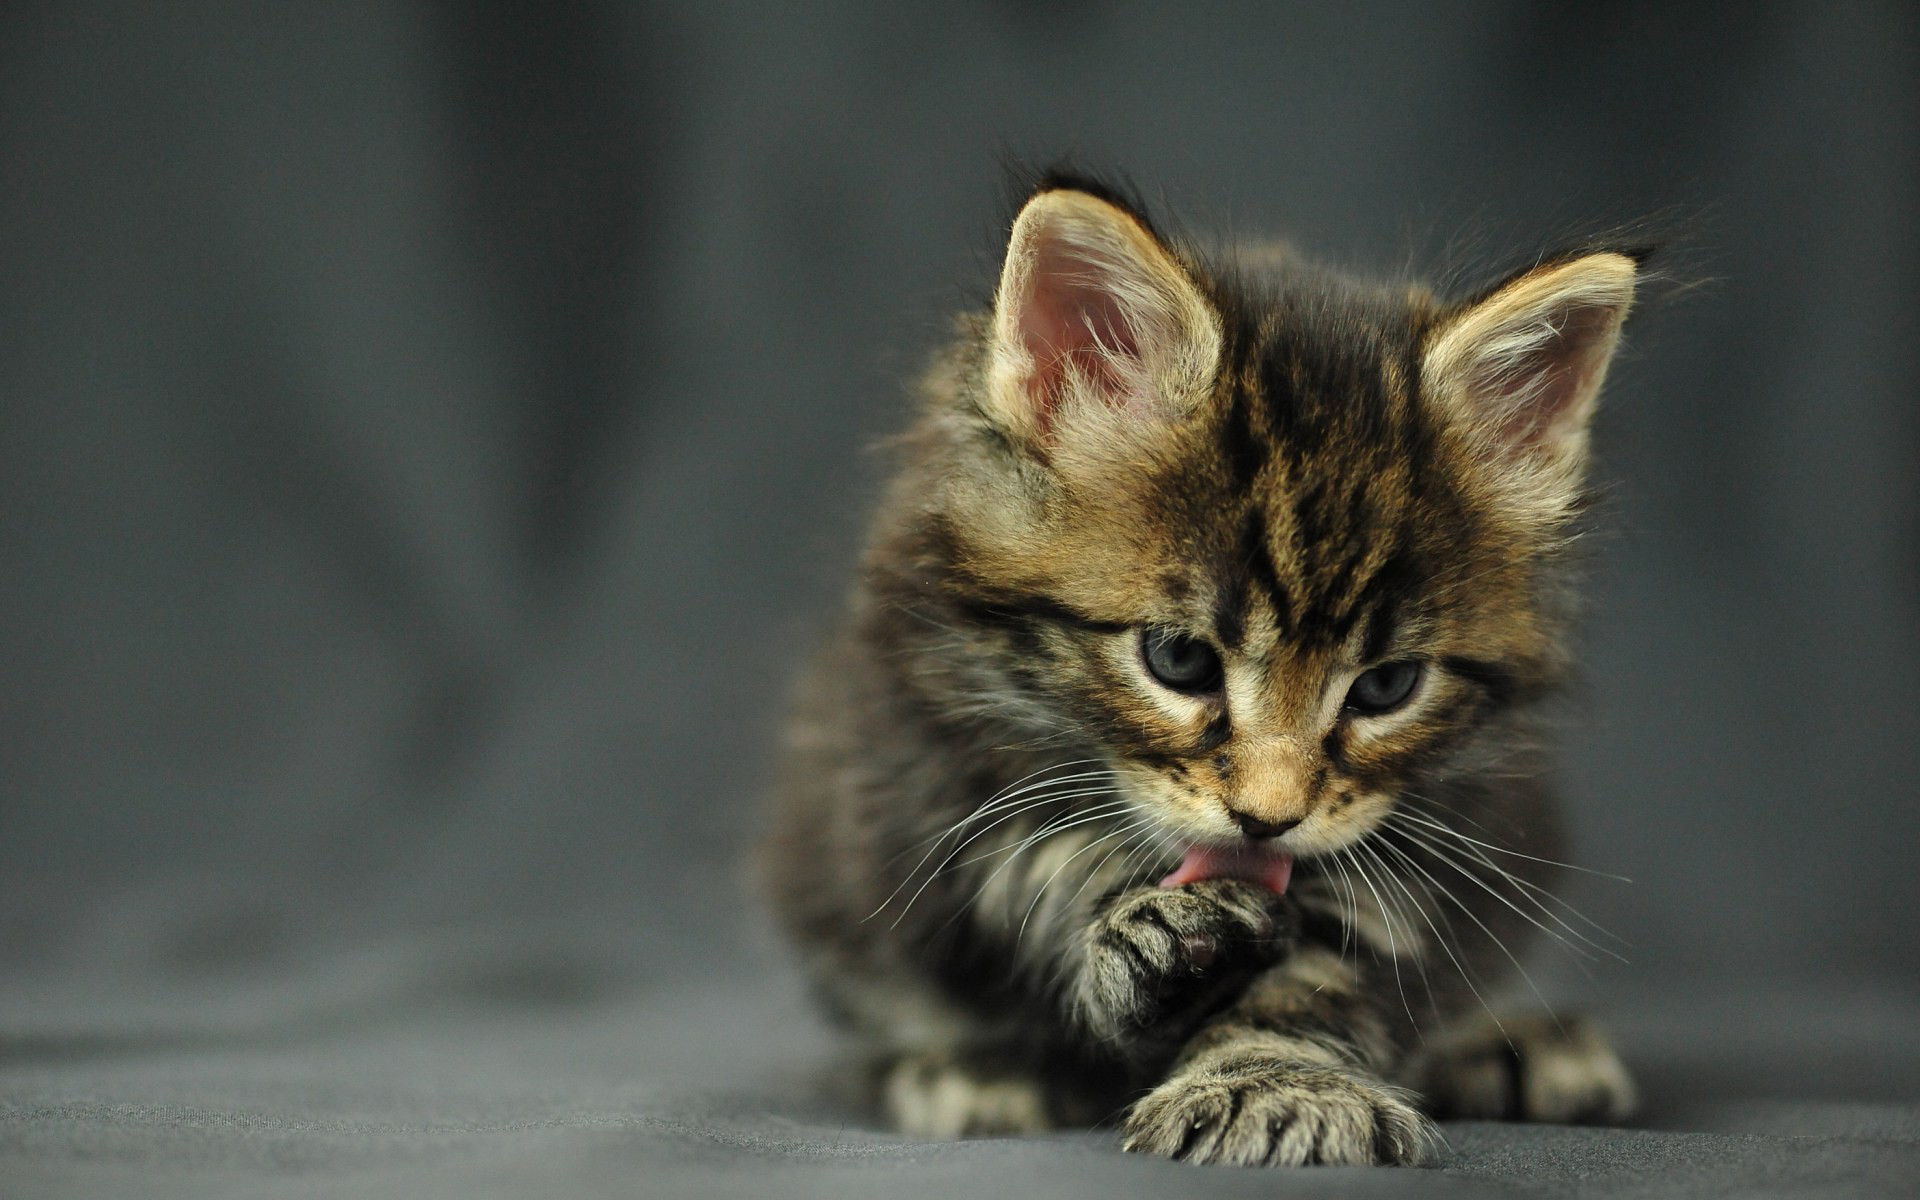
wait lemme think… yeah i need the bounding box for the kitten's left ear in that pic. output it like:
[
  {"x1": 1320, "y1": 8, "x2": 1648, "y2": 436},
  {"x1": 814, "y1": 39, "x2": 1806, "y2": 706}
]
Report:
[
  {"x1": 1422, "y1": 252, "x2": 1639, "y2": 519},
  {"x1": 985, "y1": 188, "x2": 1222, "y2": 450}
]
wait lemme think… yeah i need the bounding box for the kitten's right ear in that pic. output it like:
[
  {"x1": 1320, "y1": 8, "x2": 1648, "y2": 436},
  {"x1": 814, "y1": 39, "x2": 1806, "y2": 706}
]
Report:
[{"x1": 984, "y1": 189, "x2": 1221, "y2": 450}]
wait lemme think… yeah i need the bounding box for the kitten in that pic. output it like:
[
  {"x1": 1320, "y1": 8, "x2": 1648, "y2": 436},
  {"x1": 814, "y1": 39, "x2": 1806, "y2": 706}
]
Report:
[{"x1": 764, "y1": 174, "x2": 1640, "y2": 1167}]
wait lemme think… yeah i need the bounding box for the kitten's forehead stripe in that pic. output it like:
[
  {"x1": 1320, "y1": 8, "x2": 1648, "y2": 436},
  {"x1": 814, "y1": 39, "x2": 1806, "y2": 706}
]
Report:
[
  {"x1": 1232, "y1": 508, "x2": 1293, "y2": 640},
  {"x1": 1331, "y1": 545, "x2": 1413, "y2": 649},
  {"x1": 1218, "y1": 383, "x2": 1267, "y2": 493},
  {"x1": 1187, "y1": 302, "x2": 1437, "y2": 655}
]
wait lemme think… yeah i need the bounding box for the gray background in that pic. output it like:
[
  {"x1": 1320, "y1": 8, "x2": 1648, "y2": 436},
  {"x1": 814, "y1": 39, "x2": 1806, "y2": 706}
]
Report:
[{"x1": 3, "y1": 3, "x2": 1916, "y2": 1197}]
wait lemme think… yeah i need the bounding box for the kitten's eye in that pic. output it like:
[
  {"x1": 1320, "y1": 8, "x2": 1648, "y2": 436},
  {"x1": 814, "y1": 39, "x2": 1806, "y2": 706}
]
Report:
[
  {"x1": 1344, "y1": 660, "x2": 1423, "y2": 716},
  {"x1": 1140, "y1": 628, "x2": 1224, "y2": 694}
]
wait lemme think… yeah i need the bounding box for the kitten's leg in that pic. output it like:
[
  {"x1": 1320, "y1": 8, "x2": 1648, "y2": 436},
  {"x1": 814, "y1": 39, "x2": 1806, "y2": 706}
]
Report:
[
  {"x1": 1067, "y1": 879, "x2": 1293, "y2": 1060},
  {"x1": 878, "y1": 1046, "x2": 1054, "y2": 1138},
  {"x1": 1401, "y1": 1011, "x2": 1636, "y2": 1125},
  {"x1": 1121, "y1": 946, "x2": 1438, "y2": 1167}
]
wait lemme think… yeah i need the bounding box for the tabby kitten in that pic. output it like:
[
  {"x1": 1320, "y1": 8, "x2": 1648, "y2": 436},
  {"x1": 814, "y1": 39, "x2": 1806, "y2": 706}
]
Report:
[{"x1": 765, "y1": 175, "x2": 1640, "y2": 1168}]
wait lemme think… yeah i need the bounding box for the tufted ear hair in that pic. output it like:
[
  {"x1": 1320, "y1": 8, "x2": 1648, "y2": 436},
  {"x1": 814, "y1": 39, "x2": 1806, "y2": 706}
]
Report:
[
  {"x1": 1422, "y1": 251, "x2": 1639, "y2": 521},
  {"x1": 984, "y1": 188, "x2": 1222, "y2": 451}
]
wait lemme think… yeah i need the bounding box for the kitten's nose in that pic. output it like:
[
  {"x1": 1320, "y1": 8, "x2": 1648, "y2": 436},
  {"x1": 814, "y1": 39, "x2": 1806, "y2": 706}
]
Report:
[{"x1": 1231, "y1": 811, "x2": 1301, "y2": 840}]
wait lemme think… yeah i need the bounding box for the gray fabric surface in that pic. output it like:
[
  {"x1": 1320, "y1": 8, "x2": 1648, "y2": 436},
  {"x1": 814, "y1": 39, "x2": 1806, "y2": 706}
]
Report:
[
  {"x1": 3, "y1": 2, "x2": 1917, "y2": 1196},
  {"x1": 5, "y1": 962, "x2": 1918, "y2": 1197}
]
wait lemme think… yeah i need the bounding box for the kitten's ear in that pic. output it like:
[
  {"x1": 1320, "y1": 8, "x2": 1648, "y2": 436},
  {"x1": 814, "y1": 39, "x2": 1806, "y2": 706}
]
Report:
[
  {"x1": 985, "y1": 189, "x2": 1221, "y2": 448},
  {"x1": 1422, "y1": 252, "x2": 1638, "y2": 519}
]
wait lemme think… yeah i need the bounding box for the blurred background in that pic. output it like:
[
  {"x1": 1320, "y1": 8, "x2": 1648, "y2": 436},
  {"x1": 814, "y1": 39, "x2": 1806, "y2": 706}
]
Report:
[{"x1": 2, "y1": 0, "x2": 1915, "y2": 1079}]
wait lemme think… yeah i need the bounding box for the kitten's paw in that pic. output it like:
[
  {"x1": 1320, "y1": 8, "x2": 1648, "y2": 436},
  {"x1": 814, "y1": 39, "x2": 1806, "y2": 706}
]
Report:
[
  {"x1": 881, "y1": 1051, "x2": 1053, "y2": 1139},
  {"x1": 1408, "y1": 1012, "x2": 1636, "y2": 1125},
  {"x1": 1123, "y1": 1055, "x2": 1438, "y2": 1167},
  {"x1": 1074, "y1": 880, "x2": 1289, "y2": 1048}
]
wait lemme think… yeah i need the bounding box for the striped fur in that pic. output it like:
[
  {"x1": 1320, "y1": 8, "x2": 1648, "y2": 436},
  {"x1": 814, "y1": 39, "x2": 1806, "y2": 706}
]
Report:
[{"x1": 764, "y1": 177, "x2": 1640, "y2": 1166}]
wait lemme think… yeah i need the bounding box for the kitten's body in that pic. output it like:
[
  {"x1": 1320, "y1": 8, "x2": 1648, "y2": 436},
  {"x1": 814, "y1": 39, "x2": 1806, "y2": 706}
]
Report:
[{"x1": 766, "y1": 178, "x2": 1638, "y2": 1166}]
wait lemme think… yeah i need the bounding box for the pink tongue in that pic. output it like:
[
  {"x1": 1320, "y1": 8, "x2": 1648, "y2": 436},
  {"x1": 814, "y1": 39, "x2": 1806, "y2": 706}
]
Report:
[{"x1": 1159, "y1": 844, "x2": 1295, "y2": 894}]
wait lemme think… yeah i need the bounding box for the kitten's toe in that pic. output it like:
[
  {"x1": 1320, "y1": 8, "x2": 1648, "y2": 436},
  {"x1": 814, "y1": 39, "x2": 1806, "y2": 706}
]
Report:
[
  {"x1": 881, "y1": 1051, "x2": 1053, "y2": 1138},
  {"x1": 1408, "y1": 1012, "x2": 1636, "y2": 1125},
  {"x1": 1122, "y1": 1055, "x2": 1437, "y2": 1167}
]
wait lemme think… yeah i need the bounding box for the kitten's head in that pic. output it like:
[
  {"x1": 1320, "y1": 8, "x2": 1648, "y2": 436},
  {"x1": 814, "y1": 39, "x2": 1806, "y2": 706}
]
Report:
[{"x1": 910, "y1": 182, "x2": 1638, "y2": 867}]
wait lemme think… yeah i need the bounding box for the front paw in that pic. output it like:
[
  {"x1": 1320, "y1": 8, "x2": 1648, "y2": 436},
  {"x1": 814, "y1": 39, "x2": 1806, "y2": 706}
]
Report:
[
  {"x1": 1073, "y1": 880, "x2": 1288, "y2": 1049},
  {"x1": 1123, "y1": 1055, "x2": 1437, "y2": 1167}
]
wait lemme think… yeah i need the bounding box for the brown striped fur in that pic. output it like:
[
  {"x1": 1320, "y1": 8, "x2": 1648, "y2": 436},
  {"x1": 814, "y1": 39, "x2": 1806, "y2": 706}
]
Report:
[{"x1": 764, "y1": 175, "x2": 1640, "y2": 1166}]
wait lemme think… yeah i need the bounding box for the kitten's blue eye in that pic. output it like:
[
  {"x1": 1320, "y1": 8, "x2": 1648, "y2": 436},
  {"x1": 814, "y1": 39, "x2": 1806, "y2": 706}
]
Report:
[
  {"x1": 1140, "y1": 628, "x2": 1223, "y2": 694},
  {"x1": 1344, "y1": 661, "x2": 1423, "y2": 716}
]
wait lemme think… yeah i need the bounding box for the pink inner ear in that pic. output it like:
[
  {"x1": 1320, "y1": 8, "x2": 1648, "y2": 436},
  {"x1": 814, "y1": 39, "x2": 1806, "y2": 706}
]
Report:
[
  {"x1": 1018, "y1": 241, "x2": 1145, "y2": 433},
  {"x1": 1486, "y1": 302, "x2": 1618, "y2": 450}
]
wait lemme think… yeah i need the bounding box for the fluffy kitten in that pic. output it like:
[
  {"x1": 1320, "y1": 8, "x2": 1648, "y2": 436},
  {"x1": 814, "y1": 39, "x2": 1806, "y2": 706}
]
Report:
[{"x1": 765, "y1": 174, "x2": 1640, "y2": 1167}]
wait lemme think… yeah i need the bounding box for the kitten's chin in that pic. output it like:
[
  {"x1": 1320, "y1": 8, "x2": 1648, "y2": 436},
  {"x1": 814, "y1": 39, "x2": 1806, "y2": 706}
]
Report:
[{"x1": 1158, "y1": 842, "x2": 1294, "y2": 895}]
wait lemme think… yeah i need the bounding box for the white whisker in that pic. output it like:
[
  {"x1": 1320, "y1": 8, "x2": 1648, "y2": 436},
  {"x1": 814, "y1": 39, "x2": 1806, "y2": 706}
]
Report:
[
  {"x1": 1371, "y1": 834, "x2": 1511, "y2": 1045},
  {"x1": 1345, "y1": 840, "x2": 1418, "y2": 1030},
  {"x1": 1384, "y1": 817, "x2": 1625, "y2": 964},
  {"x1": 1391, "y1": 805, "x2": 1631, "y2": 882},
  {"x1": 865, "y1": 760, "x2": 1108, "y2": 919},
  {"x1": 1018, "y1": 815, "x2": 1155, "y2": 948}
]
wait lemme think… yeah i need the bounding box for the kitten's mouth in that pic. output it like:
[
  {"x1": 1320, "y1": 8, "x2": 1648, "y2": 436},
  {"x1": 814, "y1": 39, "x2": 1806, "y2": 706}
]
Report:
[{"x1": 1159, "y1": 843, "x2": 1294, "y2": 895}]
